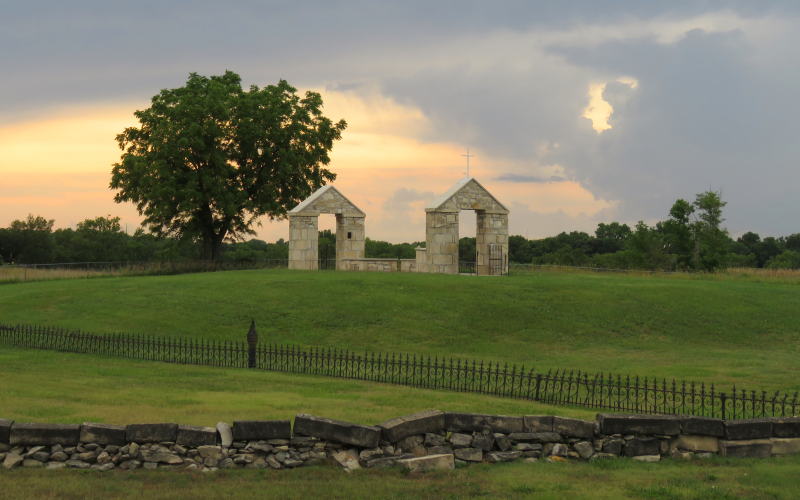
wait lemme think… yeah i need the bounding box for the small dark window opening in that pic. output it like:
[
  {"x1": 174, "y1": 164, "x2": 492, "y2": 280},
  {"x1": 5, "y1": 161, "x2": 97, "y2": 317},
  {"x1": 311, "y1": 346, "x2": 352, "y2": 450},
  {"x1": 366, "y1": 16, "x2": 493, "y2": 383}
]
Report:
[{"x1": 347, "y1": 232, "x2": 352, "y2": 239}]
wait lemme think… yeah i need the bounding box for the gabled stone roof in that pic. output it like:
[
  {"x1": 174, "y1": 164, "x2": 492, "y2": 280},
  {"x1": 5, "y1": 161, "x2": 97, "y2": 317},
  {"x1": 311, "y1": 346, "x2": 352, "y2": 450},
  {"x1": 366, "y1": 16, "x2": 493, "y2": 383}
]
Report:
[
  {"x1": 425, "y1": 177, "x2": 509, "y2": 214},
  {"x1": 288, "y1": 185, "x2": 366, "y2": 217}
]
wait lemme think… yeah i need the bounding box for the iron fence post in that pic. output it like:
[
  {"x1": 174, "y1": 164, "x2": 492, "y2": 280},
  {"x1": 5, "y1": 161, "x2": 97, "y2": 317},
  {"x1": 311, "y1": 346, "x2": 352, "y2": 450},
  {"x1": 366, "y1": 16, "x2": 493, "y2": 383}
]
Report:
[
  {"x1": 720, "y1": 392, "x2": 727, "y2": 420},
  {"x1": 247, "y1": 320, "x2": 258, "y2": 369}
]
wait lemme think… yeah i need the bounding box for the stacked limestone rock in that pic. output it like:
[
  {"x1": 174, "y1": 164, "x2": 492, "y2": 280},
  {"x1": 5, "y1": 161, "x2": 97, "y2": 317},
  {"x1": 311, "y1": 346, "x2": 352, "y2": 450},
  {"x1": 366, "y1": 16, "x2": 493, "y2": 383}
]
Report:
[{"x1": 2, "y1": 412, "x2": 799, "y2": 472}]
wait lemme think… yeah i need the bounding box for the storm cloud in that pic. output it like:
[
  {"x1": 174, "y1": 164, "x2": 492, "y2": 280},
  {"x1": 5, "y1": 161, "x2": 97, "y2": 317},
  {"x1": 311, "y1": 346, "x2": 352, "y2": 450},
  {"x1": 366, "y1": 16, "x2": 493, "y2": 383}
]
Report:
[{"x1": 2, "y1": 1, "x2": 799, "y2": 237}]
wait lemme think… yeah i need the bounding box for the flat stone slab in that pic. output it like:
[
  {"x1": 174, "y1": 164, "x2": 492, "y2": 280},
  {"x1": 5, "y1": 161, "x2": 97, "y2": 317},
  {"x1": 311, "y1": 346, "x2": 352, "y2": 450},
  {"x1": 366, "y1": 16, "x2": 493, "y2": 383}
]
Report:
[
  {"x1": 772, "y1": 417, "x2": 800, "y2": 438},
  {"x1": 80, "y1": 423, "x2": 127, "y2": 446},
  {"x1": 445, "y1": 413, "x2": 523, "y2": 433},
  {"x1": 486, "y1": 451, "x2": 521, "y2": 463},
  {"x1": 771, "y1": 438, "x2": 800, "y2": 455},
  {"x1": 681, "y1": 417, "x2": 724, "y2": 437},
  {"x1": 0, "y1": 419, "x2": 12, "y2": 444},
  {"x1": 10, "y1": 423, "x2": 80, "y2": 446},
  {"x1": 552, "y1": 417, "x2": 594, "y2": 439},
  {"x1": 598, "y1": 414, "x2": 681, "y2": 436},
  {"x1": 453, "y1": 447, "x2": 482, "y2": 462},
  {"x1": 724, "y1": 419, "x2": 772, "y2": 440},
  {"x1": 125, "y1": 423, "x2": 178, "y2": 443},
  {"x1": 232, "y1": 421, "x2": 291, "y2": 441},
  {"x1": 398, "y1": 453, "x2": 454, "y2": 472},
  {"x1": 293, "y1": 414, "x2": 380, "y2": 449},
  {"x1": 624, "y1": 437, "x2": 660, "y2": 457},
  {"x1": 176, "y1": 425, "x2": 217, "y2": 447},
  {"x1": 378, "y1": 410, "x2": 445, "y2": 442},
  {"x1": 672, "y1": 435, "x2": 719, "y2": 453},
  {"x1": 523, "y1": 415, "x2": 554, "y2": 433},
  {"x1": 719, "y1": 439, "x2": 772, "y2": 458}
]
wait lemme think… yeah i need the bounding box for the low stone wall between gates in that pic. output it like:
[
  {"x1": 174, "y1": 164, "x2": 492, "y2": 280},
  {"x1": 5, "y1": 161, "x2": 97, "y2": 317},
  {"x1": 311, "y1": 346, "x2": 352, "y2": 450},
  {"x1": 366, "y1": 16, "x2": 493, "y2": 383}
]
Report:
[
  {"x1": 339, "y1": 258, "x2": 417, "y2": 272},
  {"x1": 2, "y1": 411, "x2": 799, "y2": 472}
]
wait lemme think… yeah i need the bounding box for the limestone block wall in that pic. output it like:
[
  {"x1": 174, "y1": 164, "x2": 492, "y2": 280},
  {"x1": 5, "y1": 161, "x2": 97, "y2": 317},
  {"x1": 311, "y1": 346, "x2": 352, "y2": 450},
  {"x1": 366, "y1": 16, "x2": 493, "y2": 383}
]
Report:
[
  {"x1": 3, "y1": 412, "x2": 799, "y2": 472},
  {"x1": 424, "y1": 211, "x2": 459, "y2": 274},
  {"x1": 288, "y1": 216, "x2": 319, "y2": 270},
  {"x1": 414, "y1": 247, "x2": 428, "y2": 273},
  {"x1": 476, "y1": 212, "x2": 509, "y2": 276},
  {"x1": 339, "y1": 259, "x2": 417, "y2": 272},
  {"x1": 335, "y1": 216, "x2": 365, "y2": 270}
]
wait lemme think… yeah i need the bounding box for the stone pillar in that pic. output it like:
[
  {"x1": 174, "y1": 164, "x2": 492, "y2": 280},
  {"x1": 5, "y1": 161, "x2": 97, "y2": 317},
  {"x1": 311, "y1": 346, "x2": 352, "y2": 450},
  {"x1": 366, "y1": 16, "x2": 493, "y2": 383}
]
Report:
[
  {"x1": 425, "y1": 210, "x2": 459, "y2": 274},
  {"x1": 415, "y1": 246, "x2": 428, "y2": 273},
  {"x1": 476, "y1": 212, "x2": 509, "y2": 275},
  {"x1": 288, "y1": 215, "x2": 319, "y2": 270},
  {"x1": 336, "y1": 215, "x2": 365, "y2": 270}
]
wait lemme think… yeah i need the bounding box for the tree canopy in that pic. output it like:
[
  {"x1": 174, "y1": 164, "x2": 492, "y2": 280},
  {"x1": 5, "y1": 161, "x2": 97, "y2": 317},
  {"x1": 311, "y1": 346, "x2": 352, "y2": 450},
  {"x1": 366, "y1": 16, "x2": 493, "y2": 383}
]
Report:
[{"x1": 111, "y1": 71, "x2": 346, "y2": 260}]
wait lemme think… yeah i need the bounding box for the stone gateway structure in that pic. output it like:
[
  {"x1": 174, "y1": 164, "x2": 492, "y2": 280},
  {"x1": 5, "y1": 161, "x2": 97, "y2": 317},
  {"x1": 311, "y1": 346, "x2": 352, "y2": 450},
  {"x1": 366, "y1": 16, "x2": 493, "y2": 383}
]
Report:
[
  {"x1": 287, "y1": 177, "x2": 509, "y2": 275},
  {"x1": 288, "y1": 185, "x2": 366, "y2": 271},
  {"x1": 419, "y1": 177, "x2": 509, "y2": 275}
]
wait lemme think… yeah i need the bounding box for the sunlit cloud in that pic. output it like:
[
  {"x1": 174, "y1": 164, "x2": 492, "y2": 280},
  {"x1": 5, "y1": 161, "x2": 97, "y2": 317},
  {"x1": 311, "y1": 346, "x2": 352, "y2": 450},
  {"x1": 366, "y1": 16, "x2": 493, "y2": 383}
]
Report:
[{"x1": 581, "y1": 77, "x2": 638, "y2": 133}]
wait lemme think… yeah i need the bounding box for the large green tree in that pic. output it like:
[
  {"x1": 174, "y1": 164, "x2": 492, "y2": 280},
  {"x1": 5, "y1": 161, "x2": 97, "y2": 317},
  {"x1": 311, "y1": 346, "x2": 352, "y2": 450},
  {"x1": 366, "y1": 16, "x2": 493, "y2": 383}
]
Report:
[{"x1": 111, "y1": 71, "x2": 346, "y2": 260}]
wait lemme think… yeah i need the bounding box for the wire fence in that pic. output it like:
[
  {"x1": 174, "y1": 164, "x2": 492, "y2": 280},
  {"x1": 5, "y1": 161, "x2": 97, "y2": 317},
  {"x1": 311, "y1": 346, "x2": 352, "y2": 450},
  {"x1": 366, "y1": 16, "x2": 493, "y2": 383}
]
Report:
[{"x1": 1, "y1": 322, "x2": 797, "y2": 420}]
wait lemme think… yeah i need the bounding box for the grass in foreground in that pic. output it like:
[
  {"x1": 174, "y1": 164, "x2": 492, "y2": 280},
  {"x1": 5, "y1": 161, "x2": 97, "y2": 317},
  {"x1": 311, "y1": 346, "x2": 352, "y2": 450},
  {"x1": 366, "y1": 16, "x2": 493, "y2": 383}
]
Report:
[
  {"x1": 1, "y1": 268, "x2": 798, "y2": 391},
  {"x1": 2, "y1": 456, "x2": 800, "y2": 499},
  {"x1": 0, "y1": 348, "x2": 595, "y2": 424}
]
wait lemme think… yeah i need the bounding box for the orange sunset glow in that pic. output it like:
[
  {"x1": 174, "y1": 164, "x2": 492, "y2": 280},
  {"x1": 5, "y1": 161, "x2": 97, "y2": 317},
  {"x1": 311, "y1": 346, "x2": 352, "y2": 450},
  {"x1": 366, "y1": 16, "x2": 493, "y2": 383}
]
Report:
[{"x1": 1, "y1": 89, "x2": 613, "y2": 243}]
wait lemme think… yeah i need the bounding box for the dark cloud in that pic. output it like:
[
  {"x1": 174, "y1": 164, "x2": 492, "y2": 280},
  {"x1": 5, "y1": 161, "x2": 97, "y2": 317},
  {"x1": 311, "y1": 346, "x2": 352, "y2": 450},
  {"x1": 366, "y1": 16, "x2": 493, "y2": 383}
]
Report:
[{"x1": 494, "y1": 174, "x2": 565, "y2": 183}]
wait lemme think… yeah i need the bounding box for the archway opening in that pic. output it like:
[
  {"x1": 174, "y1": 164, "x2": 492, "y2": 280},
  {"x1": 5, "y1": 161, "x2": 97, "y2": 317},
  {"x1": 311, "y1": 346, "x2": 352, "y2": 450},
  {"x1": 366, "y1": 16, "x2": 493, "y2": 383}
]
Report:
[
  {"x1": 458, "y1": 210, "x2": 477, "y2": 274},
  {"x1": 317, "y1": 215, "x2": 337, "y2": 270}
]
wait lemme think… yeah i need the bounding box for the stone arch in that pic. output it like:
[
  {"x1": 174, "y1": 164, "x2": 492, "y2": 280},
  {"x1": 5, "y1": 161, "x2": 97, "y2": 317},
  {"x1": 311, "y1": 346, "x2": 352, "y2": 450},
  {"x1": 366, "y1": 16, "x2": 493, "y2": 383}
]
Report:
[
  {"x1": 287, "y1": 185, "x2": 366, "y2": 270},
  {"x1": 422, "y1": 177, "x2": 509, "y2": 275}
]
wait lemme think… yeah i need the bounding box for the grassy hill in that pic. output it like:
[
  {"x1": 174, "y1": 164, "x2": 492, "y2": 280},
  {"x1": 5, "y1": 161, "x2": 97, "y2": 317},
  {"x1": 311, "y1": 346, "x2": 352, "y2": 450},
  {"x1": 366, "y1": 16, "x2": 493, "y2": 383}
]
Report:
[
  {"x1": 3, "y1": 268, "x2": 800, "y2": 498},
  {"x1": 1, "y1": 268, "x2": 798, "y2": 391}
]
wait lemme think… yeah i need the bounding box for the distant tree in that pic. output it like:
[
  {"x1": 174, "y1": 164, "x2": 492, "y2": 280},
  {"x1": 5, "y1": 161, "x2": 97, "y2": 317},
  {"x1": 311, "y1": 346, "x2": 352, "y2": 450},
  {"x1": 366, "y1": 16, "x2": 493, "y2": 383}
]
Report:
[
  {"x1": 691, "y1": 191, "x2": 728, "y2": 271},
  {"x1": 766, "y1": 250, "x2": 800, "y2": 269},
  {"x1": 4, "y1": 214, "x2": 55, "y2": 263},
  {"x1": 10, "y1": 214, "x2": 54, "y2": 232},
  {"x1": 594, "y1": 222, "x2": 631, "y2": 254},
  {"x1": 111, "y1": 71, "x2": 347, "y2": 261},
  {"x1": 508, "y1": 235, "x2": 534, "y2": 263},
  {"x1": 657, "y1": 199, "x2": 694, "y2": 269},
  {"x1": 784, "y1": 233, "x2": 800, "y2": 252},
  {"x1": 626, "y1": 221, "x2": 672, "y2": 270},
  {"x1": 77, "y1": 215, "x2": 122, "y2": 233}
]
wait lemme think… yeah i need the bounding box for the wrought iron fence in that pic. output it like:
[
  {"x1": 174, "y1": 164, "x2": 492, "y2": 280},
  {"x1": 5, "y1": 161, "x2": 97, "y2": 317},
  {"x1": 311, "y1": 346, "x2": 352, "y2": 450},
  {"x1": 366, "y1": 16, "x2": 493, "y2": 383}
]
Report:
[{"x1": 1, "y1": 323, "x2": 796, "y2": 420}]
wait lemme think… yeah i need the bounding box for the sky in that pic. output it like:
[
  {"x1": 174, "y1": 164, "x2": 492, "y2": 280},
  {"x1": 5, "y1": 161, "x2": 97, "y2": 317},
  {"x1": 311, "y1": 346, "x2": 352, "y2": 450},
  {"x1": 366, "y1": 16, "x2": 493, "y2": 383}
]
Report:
[{"x1": 2, "y1": 1, "x2": 799, "y2": 243}]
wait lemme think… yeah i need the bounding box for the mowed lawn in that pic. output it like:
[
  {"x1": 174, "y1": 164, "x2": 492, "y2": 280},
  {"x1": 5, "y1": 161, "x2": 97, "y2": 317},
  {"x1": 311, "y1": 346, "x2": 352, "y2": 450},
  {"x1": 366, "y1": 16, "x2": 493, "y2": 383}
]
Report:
[
  {"x1": 1, "y1": 352, "x2": 799, "y2": 500},
  {"x1": 0, "y1": 268, "x2": 798, "y2": 391},
  {"x1": 0, "y1": 347, "x2": 594, "y2": 424},
  {"x1": 3, "y1": 456, "x2": 800, "y2": 500},
  {"x1": 2, "y1": 270, "x2": 800, "y2": 499}
]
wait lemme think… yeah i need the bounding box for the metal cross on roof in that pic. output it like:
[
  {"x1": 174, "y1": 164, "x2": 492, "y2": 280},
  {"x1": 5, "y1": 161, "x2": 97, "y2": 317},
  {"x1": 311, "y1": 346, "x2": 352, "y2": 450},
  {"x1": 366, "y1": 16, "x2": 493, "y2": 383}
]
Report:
[{"x1": 461, "y1": 148, "x2": 474, "y2": 177}]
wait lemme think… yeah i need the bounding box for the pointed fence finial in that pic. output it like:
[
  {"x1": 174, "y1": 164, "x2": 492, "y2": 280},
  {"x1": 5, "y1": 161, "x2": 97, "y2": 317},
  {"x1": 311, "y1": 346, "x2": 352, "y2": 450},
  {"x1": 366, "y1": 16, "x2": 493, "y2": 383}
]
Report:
[{"x1": 247, "y1": 319, "x2": 258, "y2": 368}]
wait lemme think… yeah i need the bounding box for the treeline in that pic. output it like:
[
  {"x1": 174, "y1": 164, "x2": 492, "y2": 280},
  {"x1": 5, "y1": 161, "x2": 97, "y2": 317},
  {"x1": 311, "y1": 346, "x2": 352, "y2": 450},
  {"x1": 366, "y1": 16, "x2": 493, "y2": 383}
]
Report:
[
  {"x1": 2, "y1": 190, "x2": 798, "y2": 271},
  {"x1": 0, "y1": 216, "x2": 417, "y2": 266},
  {"x1": 504, "y1": 191, "x2": 800, "y2": 271},
  {"x1": 0, "y1": 215, "x2": 289, "y2": 265}
]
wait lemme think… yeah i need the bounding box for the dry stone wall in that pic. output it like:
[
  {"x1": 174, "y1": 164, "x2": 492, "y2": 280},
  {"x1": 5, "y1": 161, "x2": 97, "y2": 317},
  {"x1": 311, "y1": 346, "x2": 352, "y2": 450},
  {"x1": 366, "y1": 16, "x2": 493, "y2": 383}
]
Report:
[{"x1": 2, "y1": 412, "x2": 799, "y2": 473}]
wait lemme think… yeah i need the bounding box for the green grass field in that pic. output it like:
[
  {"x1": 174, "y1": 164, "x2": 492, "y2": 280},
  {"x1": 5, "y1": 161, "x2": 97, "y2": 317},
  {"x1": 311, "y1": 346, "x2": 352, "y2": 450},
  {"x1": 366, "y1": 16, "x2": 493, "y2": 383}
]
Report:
[
  {"x1": 3, "y1": 456, "x2": 800, "y2": 500},
  {"x1": 0, "y1": 347, "x2": 593, "y2": 424},
  {"x1": 2, "y1": 268, "x2": 799, "y2": 498},
  {"x1": 1, "y1": 268, "x2": 798, "y2": 391}
]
